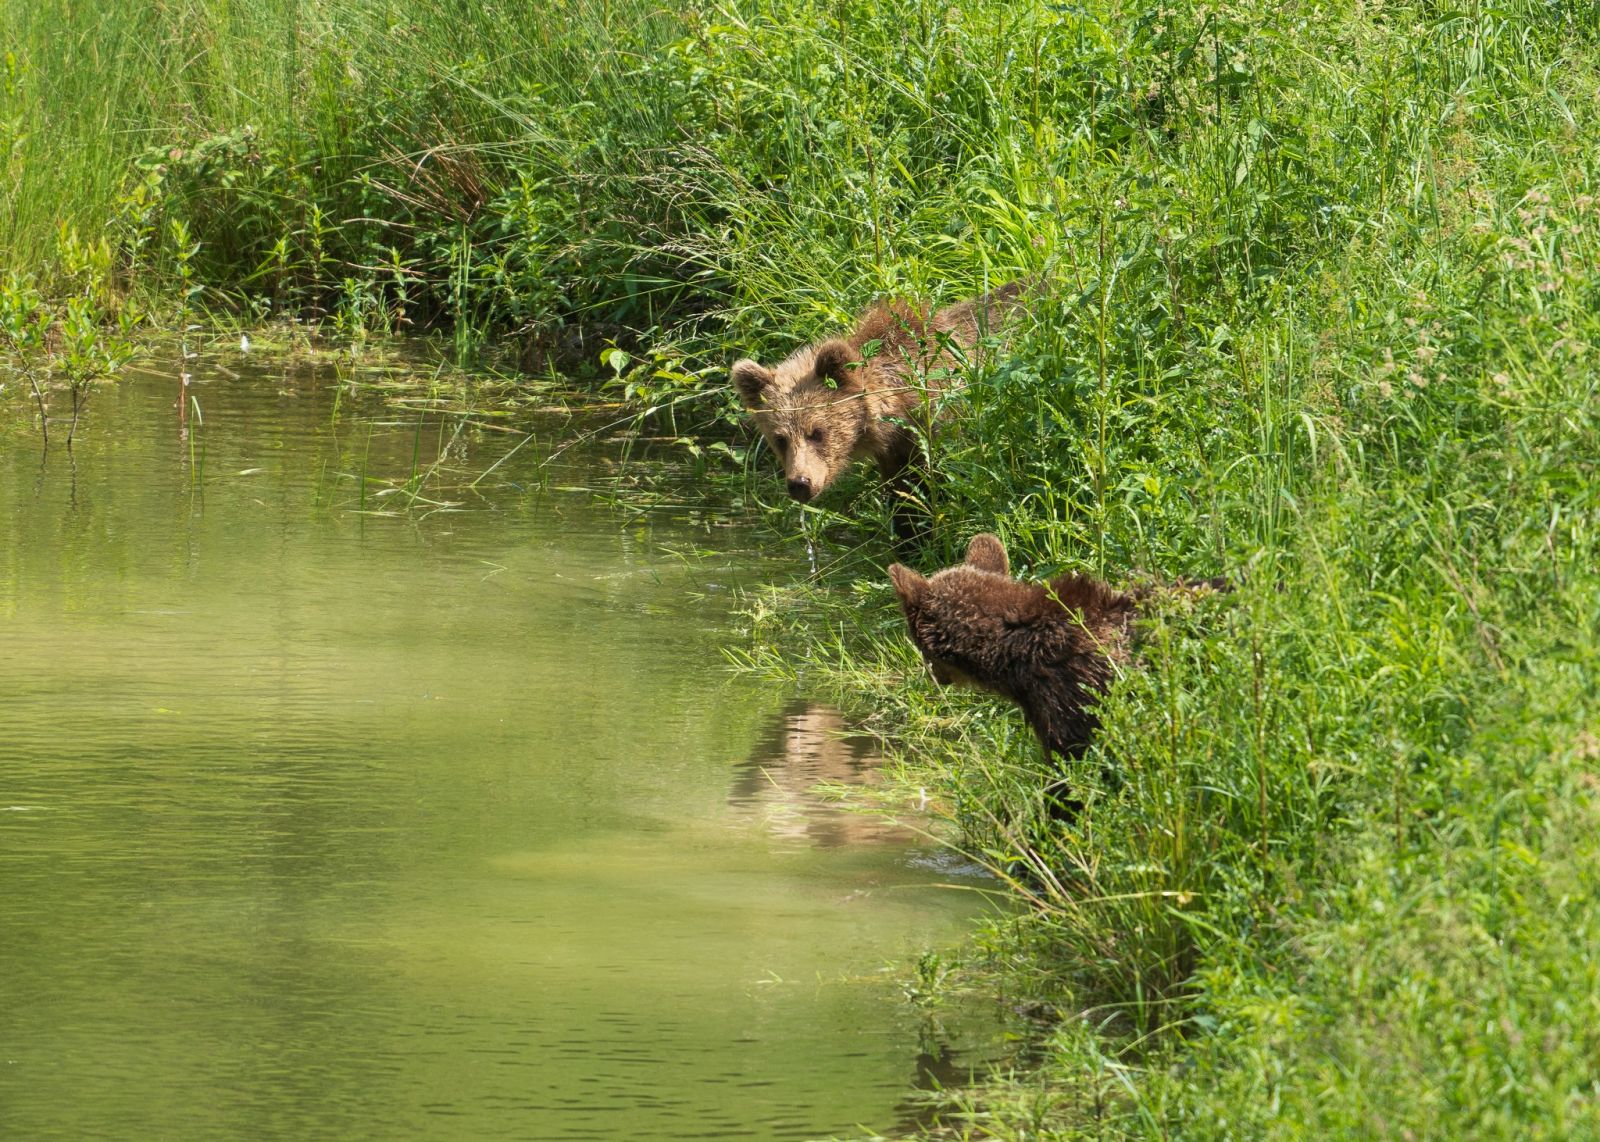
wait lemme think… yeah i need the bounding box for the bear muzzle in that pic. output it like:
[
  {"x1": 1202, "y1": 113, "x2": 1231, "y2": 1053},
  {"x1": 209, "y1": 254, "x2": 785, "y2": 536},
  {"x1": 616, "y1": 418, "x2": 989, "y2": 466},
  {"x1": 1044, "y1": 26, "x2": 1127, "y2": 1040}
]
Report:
[{"x1": 928, "y1": 659, "x2": 982, "y2": 690}]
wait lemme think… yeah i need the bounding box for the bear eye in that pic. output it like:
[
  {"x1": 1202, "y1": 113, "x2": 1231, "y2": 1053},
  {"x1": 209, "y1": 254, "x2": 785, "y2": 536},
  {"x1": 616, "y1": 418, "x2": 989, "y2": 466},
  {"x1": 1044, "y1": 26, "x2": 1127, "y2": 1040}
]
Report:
[
  {"x1": 773, "y1": 434, "x2": 789, "y2": 452},
  {"x1": 807, "y1": 428, "x2": 825, "y2": 445}
]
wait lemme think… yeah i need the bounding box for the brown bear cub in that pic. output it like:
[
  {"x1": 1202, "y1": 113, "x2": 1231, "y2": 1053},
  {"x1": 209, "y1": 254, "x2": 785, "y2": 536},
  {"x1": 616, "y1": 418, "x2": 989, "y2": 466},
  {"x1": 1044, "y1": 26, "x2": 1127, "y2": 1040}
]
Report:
[
  {"x1": 730, "y1": 283, "x2": 1022, "y2": 505},
  {"x1": 888, "y1": 534, "x2": 1226, "y2": 818}
]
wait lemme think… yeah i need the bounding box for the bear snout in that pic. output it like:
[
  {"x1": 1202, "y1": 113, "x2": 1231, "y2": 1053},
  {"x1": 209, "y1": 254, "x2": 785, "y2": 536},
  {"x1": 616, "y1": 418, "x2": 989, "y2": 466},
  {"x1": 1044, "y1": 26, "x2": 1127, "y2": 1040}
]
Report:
[
  {"x1": 930, "y1": 660, "x2": 977, "y2": 688},
  {"x1": 786, "y1": 476, "x2": 815, "y2": 502}
]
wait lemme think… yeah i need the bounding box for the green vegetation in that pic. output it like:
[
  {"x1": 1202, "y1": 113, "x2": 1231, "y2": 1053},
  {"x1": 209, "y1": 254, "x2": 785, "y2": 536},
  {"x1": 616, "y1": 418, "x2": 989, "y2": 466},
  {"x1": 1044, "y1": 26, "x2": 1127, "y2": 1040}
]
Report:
[{"x1": 6, "y1": 0, "x2": 1600, "y2": 1135}]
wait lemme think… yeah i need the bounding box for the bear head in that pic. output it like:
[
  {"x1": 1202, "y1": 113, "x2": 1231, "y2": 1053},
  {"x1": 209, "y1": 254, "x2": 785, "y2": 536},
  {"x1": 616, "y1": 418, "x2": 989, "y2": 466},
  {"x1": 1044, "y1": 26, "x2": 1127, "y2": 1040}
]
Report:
[
  {"x1": 886, "y1": 533, "x2": 1022, "y2": 691},
  {"x1": 730, "y1": 338, "x2": 870, "y2": 503}
]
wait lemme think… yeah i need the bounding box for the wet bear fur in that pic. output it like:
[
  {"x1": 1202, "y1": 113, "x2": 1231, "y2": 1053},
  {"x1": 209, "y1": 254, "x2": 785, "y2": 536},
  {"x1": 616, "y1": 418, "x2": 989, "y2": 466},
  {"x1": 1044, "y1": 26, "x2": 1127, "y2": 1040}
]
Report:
[
  {"x1": 729, "y1": 283, "x2": 1023, "y2": 505},
  {"x1": 888, "y1": 534, "x2": 1227, "y2": 816}
]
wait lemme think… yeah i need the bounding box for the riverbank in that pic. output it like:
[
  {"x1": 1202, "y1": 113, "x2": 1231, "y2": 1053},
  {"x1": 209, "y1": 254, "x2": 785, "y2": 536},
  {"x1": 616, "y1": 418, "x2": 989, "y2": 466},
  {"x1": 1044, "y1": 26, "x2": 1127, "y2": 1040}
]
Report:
[{"x1": 7, "y1": 0, "x2": 1600, "y2": 1135}]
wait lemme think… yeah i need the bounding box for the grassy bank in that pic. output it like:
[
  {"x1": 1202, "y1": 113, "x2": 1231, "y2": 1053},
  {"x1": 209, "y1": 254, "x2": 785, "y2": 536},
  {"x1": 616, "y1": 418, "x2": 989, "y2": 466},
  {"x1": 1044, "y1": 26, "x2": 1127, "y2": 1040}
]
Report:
[{"x1": 7, "y1": 0, "x2": 1600, "y2": 1135}]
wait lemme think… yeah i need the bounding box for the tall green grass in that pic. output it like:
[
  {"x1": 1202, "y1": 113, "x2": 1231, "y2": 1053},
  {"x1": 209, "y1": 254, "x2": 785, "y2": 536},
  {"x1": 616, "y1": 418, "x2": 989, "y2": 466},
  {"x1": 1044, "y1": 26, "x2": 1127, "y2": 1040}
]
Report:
[
  {"x1": 7, "y1": 0, "x2": 1600, "y2": 1135},
  {"x1": 2, "y1": 0, "x2": 695, "y2": 342}
]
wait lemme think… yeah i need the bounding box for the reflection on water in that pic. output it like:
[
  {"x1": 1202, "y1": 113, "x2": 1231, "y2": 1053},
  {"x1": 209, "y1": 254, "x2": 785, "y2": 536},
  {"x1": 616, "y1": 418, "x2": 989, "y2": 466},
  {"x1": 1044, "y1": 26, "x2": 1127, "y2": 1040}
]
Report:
[
  {"x1": 729, "y1": 701, "x2": 918, "y2": 848},
  {"x1": 0, "y1": 353, "x2": 996, "y2": 1142}
]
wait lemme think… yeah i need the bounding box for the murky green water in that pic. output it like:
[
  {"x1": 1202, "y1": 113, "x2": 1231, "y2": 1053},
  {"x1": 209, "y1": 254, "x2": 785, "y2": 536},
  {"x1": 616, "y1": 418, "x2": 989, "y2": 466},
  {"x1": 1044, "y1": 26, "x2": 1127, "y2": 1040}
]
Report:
[{"x1": 0, "y1": 353, "x2": 992, "y2": 1140}]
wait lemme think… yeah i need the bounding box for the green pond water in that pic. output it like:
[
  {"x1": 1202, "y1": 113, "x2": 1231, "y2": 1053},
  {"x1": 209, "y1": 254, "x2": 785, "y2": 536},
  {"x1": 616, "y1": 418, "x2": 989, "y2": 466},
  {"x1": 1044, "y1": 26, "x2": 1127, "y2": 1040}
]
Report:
[{"x1": 0, "y1": 352, "x2": 995, "y2": 1140}]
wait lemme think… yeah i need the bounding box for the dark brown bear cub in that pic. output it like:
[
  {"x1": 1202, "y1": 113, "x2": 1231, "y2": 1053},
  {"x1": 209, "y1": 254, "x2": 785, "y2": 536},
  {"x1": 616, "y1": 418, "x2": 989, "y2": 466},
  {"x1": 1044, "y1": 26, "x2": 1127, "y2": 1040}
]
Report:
[
  {"x1": 888, "y1": 534, "x2": 1225, "y2": 817},
  {"x1": 730, "y1": 284, "x2": 1021, "y2": 504}
]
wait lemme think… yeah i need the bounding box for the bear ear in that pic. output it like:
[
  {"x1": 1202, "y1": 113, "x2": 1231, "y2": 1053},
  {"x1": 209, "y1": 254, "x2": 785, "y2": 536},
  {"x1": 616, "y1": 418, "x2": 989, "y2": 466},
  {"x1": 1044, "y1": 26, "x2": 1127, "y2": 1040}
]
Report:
[
  {"x1": 730, "y1": 359, "x2": 773, "y2": 407},
  {"x1": 965, "y1": 533, "x2": 1009, "y2": 576},
  {"x1": 811, "y1": 339, "x2": 857, "y2": 389},
  {"x1": 887, "y1": 564, "x2": 928, "y2": 612}
]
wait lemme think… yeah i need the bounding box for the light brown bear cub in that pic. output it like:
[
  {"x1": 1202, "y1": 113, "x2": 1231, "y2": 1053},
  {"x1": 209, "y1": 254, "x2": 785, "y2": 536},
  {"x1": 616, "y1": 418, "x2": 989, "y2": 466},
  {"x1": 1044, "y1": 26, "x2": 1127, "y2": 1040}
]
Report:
[
  {"x1": 889, "y1": 534, "x2": 1226, "y2": 817},
  {"x1": 730, "y1": 284, "x2": 1022, "y2": 504}
]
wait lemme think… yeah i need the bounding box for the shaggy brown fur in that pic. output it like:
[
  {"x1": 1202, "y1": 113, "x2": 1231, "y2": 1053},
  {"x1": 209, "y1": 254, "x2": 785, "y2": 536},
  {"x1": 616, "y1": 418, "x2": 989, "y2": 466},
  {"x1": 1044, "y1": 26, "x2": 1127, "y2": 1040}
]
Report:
[
  {"x1": 889, "y1": 534, "x2": 1227, "y2": 816},
  {"x1": 730, "y1": 283, "x2": 1023, "y2": 504},
  {"x1": 889, "y1": 534, "x2": 1137, "y2": 764}
]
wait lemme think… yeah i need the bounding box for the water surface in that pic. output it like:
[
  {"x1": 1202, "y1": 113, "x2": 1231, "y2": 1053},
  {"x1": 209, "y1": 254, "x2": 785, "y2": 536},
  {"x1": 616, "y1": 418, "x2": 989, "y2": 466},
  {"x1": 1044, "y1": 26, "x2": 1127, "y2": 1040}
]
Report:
[{"x1": 0, "y1": 353, "x2": 992, "y2": 1140}]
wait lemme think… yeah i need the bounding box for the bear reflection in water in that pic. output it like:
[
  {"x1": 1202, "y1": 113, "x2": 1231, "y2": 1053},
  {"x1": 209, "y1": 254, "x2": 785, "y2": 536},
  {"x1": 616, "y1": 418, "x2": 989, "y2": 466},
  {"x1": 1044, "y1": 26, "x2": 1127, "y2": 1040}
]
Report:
[{"x1": 728, "y1": 701, "x2": 914, "y2": 847}]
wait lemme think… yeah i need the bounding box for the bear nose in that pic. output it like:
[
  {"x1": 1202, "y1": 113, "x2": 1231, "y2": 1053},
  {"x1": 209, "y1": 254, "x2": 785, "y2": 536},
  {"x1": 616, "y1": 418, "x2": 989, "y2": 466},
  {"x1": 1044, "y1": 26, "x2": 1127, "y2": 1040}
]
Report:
[{"x1": 786, "y1": 477, "x2": 814, "y2": 502}]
